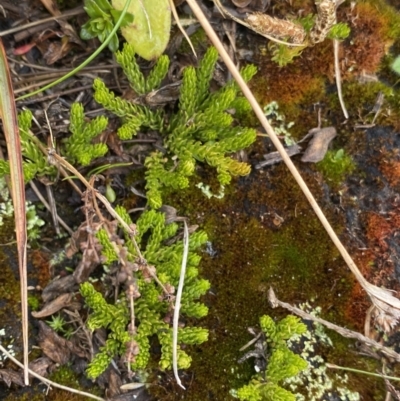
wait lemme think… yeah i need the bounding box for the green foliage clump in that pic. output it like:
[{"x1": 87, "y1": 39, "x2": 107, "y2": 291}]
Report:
[
  {"x1": 269, "y1": 43, "x2": 306, "y2": 68},
  {"x1": 80, "y1": 0, "x2": 133, "y2": 52},
  {"x1": 18, "y1": 110, "x2": 56, "y2": 182},
  {"x1": 27, "y1": 294, "x2": 41, "y2": 311},
  {"x1": 235, "y1": 314, "x2": 308, "y2": 401},
  {"x1": 80, "y1": 207, "x2": 209, "y2": 379},
  {"x1": 0, "y1": 104, "x2": 110, "y2": 183},
  {"x1": 64, "y1": 103, "x2": 109, "y2": 166},
  {"x1": 327, "y1": 22, "x2": 351, "y2": 40},
  {"x1": 93, "y1": 44, "x2": 257, "y2": 208},
  {"x1": 316, "y1": 149, "x2": 355, "y2": 186}
]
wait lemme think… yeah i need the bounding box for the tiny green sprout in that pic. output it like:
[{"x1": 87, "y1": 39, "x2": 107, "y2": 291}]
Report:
[
  {"x1": 105, "y1": 183, "x2": 117, "y2": 203},
  {"x1": 332, "y1": 148, "x2": 345, "y2": 162},
  {"x1": 81, "y1": 0, "x2": 134, "y2": 52},
  {"x1": 316, "y1": 149, "x2": 355, "y2": 185},
  {"x1": 327, "y1": 22, "x2": 351, "y2": 40},
  {"x1": 391, "y1": 55, "x2": 400, "y2": 75},
  {"x1": 47, "y1": 314, "x2": 67, "y2": 334},
  {"x1": 27, "y1": 294, "x2": 41, "y2": 311}
]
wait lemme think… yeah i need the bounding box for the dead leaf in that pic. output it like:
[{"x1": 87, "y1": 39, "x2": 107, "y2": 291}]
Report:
[
  {"x1": 32, "y1": 293, "x2": 73, "y2": 318},
  {"x1": 39, "y1": 0, "x2": 61, "y2": 16},
  {"x1": 0, "y1": 369, "x2": 25, "y2": 387},
  {"x1": 41, "y1": 275, "x2": 77, "y2": 303},
  {"x1": 255, "y1": 144, "x2": 302, "y2": 169},
  {"x1": 38, "y1": 321, "x2": 72, "y2": 365},
  {"x1": 231, "y1": 0, "x2": 252, "y2": 8},
  {"x1": 38, "y1": 321, "x2": 87, "y2": 364},
  {"x1": 43, "y1": 39, "x2": 73, "y2": 65},
  {"x1": 29, "y1": 357, "x2": 53, "y2": 378},
  {"x1": 109, "y1": 388, "x2": 153, "y2": 401},
  {"x1": 301, "y1": 127, "x2": 337, "y2": 163},
  {"x1": 105, "y1": 369, "x2": 123, "y2": 398}
]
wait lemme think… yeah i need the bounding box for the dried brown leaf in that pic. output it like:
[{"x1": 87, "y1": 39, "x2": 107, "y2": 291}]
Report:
[
  {"x1": 301, "y1": 127, "x2": 337, "y2": 163},
  {"x1": 42, "y1": 275, "x2": 77, "y2": 303},
  {"x1": 32, "y1": 293, "x2": 73, "y2": 318},
  {"x1": 38, "y1": 321, "x2": 87, "y2": 364},
  {"x1": 29, "y1": 357, "x2": 53, "y2": 377},
  {"x1": 0, "y1": 369, "x2": 25, "y2": 387}
]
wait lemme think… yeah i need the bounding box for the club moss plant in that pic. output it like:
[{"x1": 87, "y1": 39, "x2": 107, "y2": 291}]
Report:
[
  {"x1": 80, "y1": 207, "x2": 210, "y2": 378},
  {"x1": 93, "y1": 44, "x2": 257, "y2": 209},
  {"x1": 233, "y1": 315, "x2": 308, "y2": 401}
]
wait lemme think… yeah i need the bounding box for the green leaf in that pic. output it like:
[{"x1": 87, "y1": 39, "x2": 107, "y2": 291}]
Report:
[
  {"x1": 95, "y1": 0, "x2": 113, "y2": 12},
  {"x1": 392, "y1": 55, "x2": 400, "y2": 75},
  {"x1": 110, "y1": 9, "x2": 134, "y2": 27},
  {"x1": 112, "y1": 0, "x2": 171, "y2": 60},
  {"x1": 84, "y1": 0, "x2": 108, "y2": 18},
  {"x1": 80, "y1": 25, "x2": 97, "y2": 40}
]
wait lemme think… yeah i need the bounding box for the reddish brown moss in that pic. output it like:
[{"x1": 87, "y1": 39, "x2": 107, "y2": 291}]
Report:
[
  {"x1": 30, "y1": 249, "x2": 51, "y2": 288},
  {"x1": 339, "y1": 2, "x2": 391, "y2": 78},
  {"x1": 380, "y1": 160, "x2": 400, "y2": 188}
]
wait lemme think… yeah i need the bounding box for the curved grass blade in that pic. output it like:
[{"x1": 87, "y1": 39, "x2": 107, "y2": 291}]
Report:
[{"x1": 0, "y1": 39, "x2": 28, "y2": 384}]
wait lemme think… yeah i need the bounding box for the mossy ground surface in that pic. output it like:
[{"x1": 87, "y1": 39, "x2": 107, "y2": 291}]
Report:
[
  {"x1": 2, "y1": 0, "x2": 400, "y2": 399},
  {"x1": 151, "y1": 157, "x2": 381, "y2": 399},
  {"x1": 148, "y1": 1, "x2": 400, "y2": 398}
]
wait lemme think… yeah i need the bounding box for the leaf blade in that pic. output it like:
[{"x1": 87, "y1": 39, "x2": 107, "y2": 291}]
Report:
[{"x1": 0, "y1": 38, "x2": 28, "y2": 385}]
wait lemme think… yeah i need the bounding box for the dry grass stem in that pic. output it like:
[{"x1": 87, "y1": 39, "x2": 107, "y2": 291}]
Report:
[
  {"x1": 0, "y1": 6, "x2": 85, "y2": 37},
  {"x1": 173, "y1": 220, "x2": 189, "y2": 390},
  {"x1": 186, "y1": 0, "x2": 400, "y2": 328},
  {"x1": 48, "y1": 151, "x2": 141, "y2": 251},
  {"x1": 169, "y1": 0, "x2": 197, "y2": 57},
  {"x1": 268, "y1": 288, "x2": 400, "y2": 363},
  {"x1": 0, "y1": 38, "x2": 29, "y2": 384}
]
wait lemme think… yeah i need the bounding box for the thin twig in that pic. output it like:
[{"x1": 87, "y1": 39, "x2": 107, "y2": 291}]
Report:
[
  {"x1": 24, "y1": 130, "x2": 83, "y2": 196},
  {"x1": 0, "y1": 344, "x2": 105, "y2": 401},
  {"x1": 326, "y1": 363, "x2": 400, "y2": 382},
  {"x1": 173, "y1": 220, "x2": 189, "y2": 390},
  {"x1": 185, "y1": 0, "x2": 400, "y2": 321},
  {"x1": 268, "y1": 287, "x2": 400, "y2": 363},
  {"x1": 29, "y1": 181, "x2": 73, "y2": 235},
  {"x1": 0, "y1": 6, "x2": 85, "y2": 37},
  {"x1": 48, "y1": 151, "x2": 143, "y2": 257}
]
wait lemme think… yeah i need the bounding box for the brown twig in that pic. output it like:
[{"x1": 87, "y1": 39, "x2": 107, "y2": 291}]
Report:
[
  {"x1": 0, "y1": 6, "x2": 85, "y2": 37},
  {"x1": 29, "y1": 180, "x2": 73, "y2": 235},
  {"x1": 268, "y1": 287, "x2": 400, "y2": 363},
  {"x1": 0, "y1": 344, "x2": 105, "y2": 401}
]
